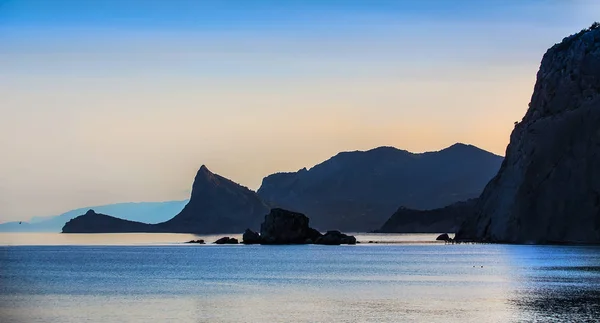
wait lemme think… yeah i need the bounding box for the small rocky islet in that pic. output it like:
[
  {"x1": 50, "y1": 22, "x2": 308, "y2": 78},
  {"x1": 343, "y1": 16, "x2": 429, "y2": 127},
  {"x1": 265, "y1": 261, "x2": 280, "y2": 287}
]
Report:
[{"x1": 197, "y1": 208, "x2": 357, "y2": 245}]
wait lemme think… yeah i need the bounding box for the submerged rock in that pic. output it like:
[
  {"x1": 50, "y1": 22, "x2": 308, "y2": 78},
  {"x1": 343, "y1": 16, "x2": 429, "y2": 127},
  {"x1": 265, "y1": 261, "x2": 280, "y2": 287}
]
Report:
[{"x1": 214, "y1": 237, "x2": 239, "y2": 244}]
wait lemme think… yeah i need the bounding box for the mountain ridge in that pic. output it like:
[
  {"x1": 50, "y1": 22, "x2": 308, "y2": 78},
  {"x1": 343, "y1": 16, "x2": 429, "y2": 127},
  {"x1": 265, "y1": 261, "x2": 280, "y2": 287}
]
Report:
[{"x1": 258, "y1": 142, "x2": 503, "y2": 231}]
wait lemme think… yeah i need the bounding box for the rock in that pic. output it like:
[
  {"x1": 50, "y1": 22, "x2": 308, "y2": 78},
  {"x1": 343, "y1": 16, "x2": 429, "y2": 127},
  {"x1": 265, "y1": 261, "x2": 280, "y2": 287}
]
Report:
[
  {"x1": 377, "y1": 199, "x2": 477, "y2": 233},
  {"x1": 186, "y1": 239, "x2": 205, "y2": 244},
  {"x1": 456, "y1": 24, "x2": 600, "y2": 244},
  {"x1": 260, "y1": 208, "x2": 323, "y2": 244},
  {"x1": 214, "y1": 237, "x2": 238, "y2": 244},
  {"x1": 242, "y1": 229, "x2": 261, "y2": 244},
  {"x1": 436, "y1": 233, "x2": 450, "y2": 241},
  {"x1": 315, "y1": 230, "x2": 357, "y2": 245}
]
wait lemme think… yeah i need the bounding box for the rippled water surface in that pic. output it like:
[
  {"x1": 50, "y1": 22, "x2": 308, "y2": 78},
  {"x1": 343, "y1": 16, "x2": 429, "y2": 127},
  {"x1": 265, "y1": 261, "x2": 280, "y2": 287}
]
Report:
[{"x1": 1, "y1": 233, "x2": 599, "y2": 322}]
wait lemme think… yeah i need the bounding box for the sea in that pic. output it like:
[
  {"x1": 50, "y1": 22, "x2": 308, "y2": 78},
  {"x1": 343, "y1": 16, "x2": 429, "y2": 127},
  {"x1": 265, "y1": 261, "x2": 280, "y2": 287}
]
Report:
[{"x1": 1, "y1": 233, "x2": 599, "y2": 323}]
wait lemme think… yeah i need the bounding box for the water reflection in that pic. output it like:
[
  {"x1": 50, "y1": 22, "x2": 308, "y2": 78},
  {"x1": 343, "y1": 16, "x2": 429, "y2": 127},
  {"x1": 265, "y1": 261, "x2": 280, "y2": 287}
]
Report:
[
  {"x1": 1, "y1": 238, "x2": 599, "y2": 322},
  {"x1": 510, "y1": 288, "x2": 600, "y2": 321}
]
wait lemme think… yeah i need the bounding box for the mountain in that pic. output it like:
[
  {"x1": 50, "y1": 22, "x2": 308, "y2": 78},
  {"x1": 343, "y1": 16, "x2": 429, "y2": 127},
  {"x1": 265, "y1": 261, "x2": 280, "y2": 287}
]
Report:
[
  {"x1": 156, "y1": 165, "x2": 271, "y2": 233},
  {"x1": 0, "y1": 200, "x2": 188, "y2": 232},
  {"x1": 62, "y1": 210, "x2": 154, "y2": 233},
  {"x1": 456, "y1": 24, "x2": 600, "y2": 244},
  {"x1": 376, "y1": 199, "x2": 477, "y2": 233},
  {"x1": 62, "y1": 165, "x2": 271, "y2": 234},
  {"x1": 258, "y1": 143, "x2": 503, "y2": 231}
]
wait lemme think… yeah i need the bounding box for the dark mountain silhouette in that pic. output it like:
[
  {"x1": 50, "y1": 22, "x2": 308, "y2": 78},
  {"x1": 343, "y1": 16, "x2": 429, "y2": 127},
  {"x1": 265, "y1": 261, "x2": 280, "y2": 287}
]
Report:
[
  {"x1": 62, "y1": 210, "x2": 154, "y2": 233},
  {"x1": 377, "y1": 199, "x2": 477, "y2": 233},
  {"x1": 456, "y1": 24, "x2": 600, "y2": 244},
  {"x1": 156, "y1": 165, "x2": 271, "y2": 233},
  {"x1": 62, "y1": 165, "x2": 271, "y2": 234},
  {"x1": 0, "y1": 200, "x2": 188, "y2": 232},
  {"x1": 258, "y1": 143, "x2": 503, "y2": 231}
]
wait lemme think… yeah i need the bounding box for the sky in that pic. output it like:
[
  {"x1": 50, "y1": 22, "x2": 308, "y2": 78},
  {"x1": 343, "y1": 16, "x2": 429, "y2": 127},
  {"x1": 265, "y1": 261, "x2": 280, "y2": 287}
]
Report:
[{"x1": 1, "y1": 0, "x2": 599, "y2": 222}]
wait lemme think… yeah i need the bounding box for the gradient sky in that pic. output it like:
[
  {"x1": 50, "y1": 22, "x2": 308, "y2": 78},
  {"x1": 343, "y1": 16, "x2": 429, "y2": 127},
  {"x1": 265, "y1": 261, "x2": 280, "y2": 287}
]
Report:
[{"x1": 1, "y1": 0, "x2": 599, "y2": 221}]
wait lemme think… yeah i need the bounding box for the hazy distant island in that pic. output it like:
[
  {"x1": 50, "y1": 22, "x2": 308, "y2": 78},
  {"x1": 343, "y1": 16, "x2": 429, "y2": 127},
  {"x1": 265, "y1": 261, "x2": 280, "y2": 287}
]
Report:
[
  {"x1": 61, "y1": 144, "x2": 502, "y2": 234},
  {"x1": 0, "y1": 200, "x2": 188, "y2": 232}
]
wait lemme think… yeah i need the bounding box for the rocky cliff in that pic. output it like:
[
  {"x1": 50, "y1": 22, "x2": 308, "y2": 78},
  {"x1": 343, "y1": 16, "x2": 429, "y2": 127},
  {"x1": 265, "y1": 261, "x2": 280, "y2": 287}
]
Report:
[
  {"x1": 258, "y1": 144, "x2": 502, "y2": 232},
  {"x1": 456, "y1": 24, "x2": 600, "y2": 244},
  {"x1": 156, "y1": 165, "x2": 270, "y2": 233}
]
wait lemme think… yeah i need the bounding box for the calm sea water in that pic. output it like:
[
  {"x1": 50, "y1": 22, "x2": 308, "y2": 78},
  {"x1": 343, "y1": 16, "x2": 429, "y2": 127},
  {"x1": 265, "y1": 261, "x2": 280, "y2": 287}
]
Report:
[{"x1": 1, "y1": 233, "x2": 599, "y2": 323}]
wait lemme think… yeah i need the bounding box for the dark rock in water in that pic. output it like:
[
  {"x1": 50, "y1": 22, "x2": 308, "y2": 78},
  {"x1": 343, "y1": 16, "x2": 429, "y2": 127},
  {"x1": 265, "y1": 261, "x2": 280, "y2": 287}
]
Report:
[
  {"x1": 242, "y1": 229, "x2": 261, "y2": 244},
  {"x1": 186, "y1": 239, "x2": 205, "y2": 244},
  {"x1": 436, "y1": 233, "x2": 450, "y2": 241},
  {"x1": 62, "y1": 210, "x2": 155, "y2": 233},
  {"x1": 214, "y1": 237, "x2": 238, "y2": 244},
  {"x1": 315, "y1": 230, "x2": 357, "y2": 245},
  {"x1": 258, "y1": 144, "x2": 503, "y2": 232},
  {"x1": 457, "y1": 24, "x2": 600, "y2": 244},
  {"x1": 377, "y1": 199, "x2": 477, "y2": 233},
  {"x1": 260, "y1": 208, "x2": 322, "y2": 244}
]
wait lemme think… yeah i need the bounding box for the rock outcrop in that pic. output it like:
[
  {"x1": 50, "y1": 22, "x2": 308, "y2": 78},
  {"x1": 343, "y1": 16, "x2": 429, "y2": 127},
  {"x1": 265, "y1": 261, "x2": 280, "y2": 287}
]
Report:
[
  {"x1": 315, "y1": 230, "x2": 357, "y2": 245},
  {"x1": 259, "y1": 208, "x2": 323, "y2": 244},
  {"x1": 62, "y1": 210, "x2": 155, "y2": 233},
  {"x1": 436, "y1": 233, "x2": 451, "y2": 241},
  {"x1": 376, "y1": 199, "x2": 477, "y2": 233},
  {"x1": 242, "y1": 229, "x2": 261, "y2": 244},
  {"x1": 241, "y1": 208, "x2": 356, "y2": 245},
  {"x1": 258, "y1": 144, "x2": 502, "y2": 232},
  {"x1": 456, "y1": 24, "x2": 600, "y2": 244},
  {"x1": 214, "y1": 237, "x2": 239, "y2": 244},
  {"x1": 186, "y1": 239, "x2": 205, "y2": 244}
]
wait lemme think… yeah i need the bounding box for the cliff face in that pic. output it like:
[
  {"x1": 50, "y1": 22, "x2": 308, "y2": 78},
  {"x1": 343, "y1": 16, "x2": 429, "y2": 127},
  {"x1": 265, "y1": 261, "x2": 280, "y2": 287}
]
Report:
[
  {"x1": 457, "y1": 25, "x2": 600, "y2": 243},
  {"x1": 157, "y1": 165, "x2": 271, "y2": 233},
  {"x1": 258, "y1": 144, "x2": 502, "y2": 231},
  {"x1": 377, "y1": 199, "x2": 477, "y2": 233}
]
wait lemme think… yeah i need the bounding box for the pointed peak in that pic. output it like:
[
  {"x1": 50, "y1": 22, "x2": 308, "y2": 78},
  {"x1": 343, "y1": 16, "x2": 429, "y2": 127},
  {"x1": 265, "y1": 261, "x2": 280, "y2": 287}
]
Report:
[
  {"x1": 85, "y1": 209, "x2": 96, "y2": 216},
  {"x1": 193, "y1": 164, "x2": 219, "y2": 185},
  {"x1": 197, "y1": 165, "x2": 215, "y2": 176},
  {"x1": 441, "y1": 143, "x2": 477, "y2": 152}
]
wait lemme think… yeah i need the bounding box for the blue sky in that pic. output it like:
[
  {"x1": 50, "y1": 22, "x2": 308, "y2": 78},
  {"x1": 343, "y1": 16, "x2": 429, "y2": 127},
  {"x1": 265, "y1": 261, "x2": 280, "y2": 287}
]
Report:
[{"x1": 0, "y1": 0, "x2": 598, "y2": 221}]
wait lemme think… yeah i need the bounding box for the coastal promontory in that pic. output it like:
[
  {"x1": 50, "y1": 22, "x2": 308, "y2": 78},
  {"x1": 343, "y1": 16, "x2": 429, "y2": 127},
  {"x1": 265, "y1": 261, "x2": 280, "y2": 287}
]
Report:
[{"x1": 456, "y1": 24, "x2": 600, "y2": 244}]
